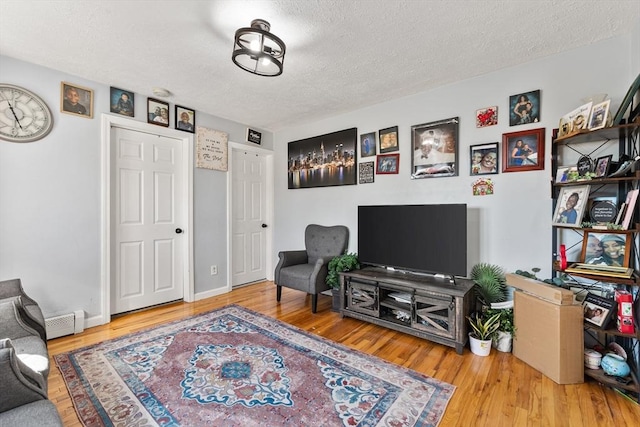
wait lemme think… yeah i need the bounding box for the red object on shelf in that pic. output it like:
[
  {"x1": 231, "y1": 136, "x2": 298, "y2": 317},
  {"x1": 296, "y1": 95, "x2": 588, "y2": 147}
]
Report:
[
  {"x1": 559, "y1": 244, "x2": 567, "y2": 270},
  {"x1": 615, "y1": 290, "x2": 635, "y2": 334}
]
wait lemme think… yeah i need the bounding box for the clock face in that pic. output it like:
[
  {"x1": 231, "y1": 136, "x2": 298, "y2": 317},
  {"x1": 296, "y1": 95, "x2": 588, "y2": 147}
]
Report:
[{"x1": 0, "y1": 84, "x2": 53, "y2": 143}]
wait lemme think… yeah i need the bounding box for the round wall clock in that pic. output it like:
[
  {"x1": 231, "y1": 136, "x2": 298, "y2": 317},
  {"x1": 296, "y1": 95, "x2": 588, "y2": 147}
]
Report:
[{"x1": 0, "y1": 84, "x2": 53, "y2": 143}]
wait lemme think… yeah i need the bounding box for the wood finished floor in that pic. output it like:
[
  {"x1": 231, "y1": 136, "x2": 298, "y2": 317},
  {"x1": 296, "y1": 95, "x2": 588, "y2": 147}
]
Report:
[{"x1": 46, "y1": 281, "x2": 640, "y2": 426}]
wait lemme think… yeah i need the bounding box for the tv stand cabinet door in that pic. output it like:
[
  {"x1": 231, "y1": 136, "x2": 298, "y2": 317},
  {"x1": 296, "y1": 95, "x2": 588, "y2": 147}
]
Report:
[
  {"x1": 345, "y1": 278, "x2": 379, "y2": 317},
  {"x1": 412, "y1": 293, "x2": 455, "y2": 340}
]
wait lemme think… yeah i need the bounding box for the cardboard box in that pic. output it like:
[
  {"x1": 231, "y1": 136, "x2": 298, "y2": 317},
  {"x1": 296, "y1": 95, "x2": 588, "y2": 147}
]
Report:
[
  {"x1": 506, "y1": 273, "x2": 574, "y2": 305},
  {"x1": 513, "y1": 290, "x2": 584, "y2": 384}
]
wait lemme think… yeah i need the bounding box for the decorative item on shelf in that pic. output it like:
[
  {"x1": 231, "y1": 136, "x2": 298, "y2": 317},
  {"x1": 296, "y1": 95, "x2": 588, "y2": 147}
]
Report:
[
  {"x1": 588, "y1": 198, "x2": 618, "y2": 227},
  {"x1": 584, "y1": 348, "x2": 603, "y2": 370},
  {"x1": 576, "y1": 155, "x2": 594, "y2": 177},
  {"x1": 551, "y1": 185, "x2": 590, "y2": 228},
  {"x1": 232, "y1": 19, "x2": 286, "y2": 77},
  {"x1": 593, "y1": 155, "x2": 613, "y2": 178},
  {"x1": 559, "y1": 244, "x2": 567, "y2": 270},
  {"x1": 467, "y1": 312, "x2": 501, "y2": 356},
  {"x1": 615, "y1": 290, "x2": 635, "y2": 334},
  {"x1": 588, "y1": 100, "x2": 611, "y2": 130},
  {"x1": 582, "y1": 292, "x2": 616, "y2": 329},
  {"x1": 600, "y1": 353, "x2": 631, "y2": 377},
  {"x1": 607, "y1": 155, "x2": 639, "y2": 178},
  {"x1": 620, "y1": 189, "x2": 639, "y2": 230}
]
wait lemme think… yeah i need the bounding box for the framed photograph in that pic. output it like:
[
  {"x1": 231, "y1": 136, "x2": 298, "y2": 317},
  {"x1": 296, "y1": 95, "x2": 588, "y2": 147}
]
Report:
[
  {"x1": 110, "y1": 87, "x2": 134, "y2": 117},
  {"x1": 470, "y1": 143, "x2": 498, "y2": 175},
  {"x1": 246, "y1": 128, "x2": 262, "y2": 144},
  {"x1": 148, "y1": 98, "x2": 169, "y2": 127},
  {"x1": 61, "y1": 82, "x2": 93, "y2": 118},
  {"x1": 410, "y1": 117, "x2": 458, "y2": 179},
  {"x1": 551, "y1": 185, "x2": 590, "y2": 227},
  {"x1": 502, "y1": 128, "x2": 545, "y2": 172},
  {"x1": 359, "y1": 161, "x2": 375, "y2": 183},
  {"x1": 360, "y1": 132, "x2": 377, "y2": 157},
  {"x1": 378, "y1": 126, "x2": 399, "y2": 153},
  {"x1": 287, "y1": 128, "x2": 357, "y2": 189},
  {"x1": 509, "y1": 90, "x2": 540, "y2": 126},
  {"x1": 588, "y1": 99, "x2": 610, "y2": 130},
  {"x1": 594, "y1": 155, "x2": 613, "y2": 178},
  {"x1": 555, "y1": 166, "x2": 576, "y2": 183},
  {"x1": 376, "y1": 153, "x2": 399, "y2": 174},
  {"x1": 581, "y1": 232, "x2": 632, "y2": 267},
  {"x1": 476, "y1": 106, "x2": 498, "y2": 128},
  {"x1": 612, "y1": 72, "x2": 640, "y2": 125},
  {"x1": 582, "y1": 292, "x2": 616, "y2": 329},
  {"x1": 175, "y1": 105, "x2": 195, "y2": 133}
]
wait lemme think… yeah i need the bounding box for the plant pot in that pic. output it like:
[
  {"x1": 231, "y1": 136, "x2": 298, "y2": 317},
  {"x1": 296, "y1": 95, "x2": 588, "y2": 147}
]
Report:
[
  {"x1": 469, "y1": 333, "x2": 492, "y2": 356},
  {"x1": 331, "y1": 288, "x2": 341, "y2": 312},
  {"x1": 492, "y1": 331, "x2": 512, "y2": 352}
]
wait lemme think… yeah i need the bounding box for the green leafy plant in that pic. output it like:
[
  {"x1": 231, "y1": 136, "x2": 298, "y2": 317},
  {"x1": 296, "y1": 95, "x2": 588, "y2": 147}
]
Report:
[
  {"x1": 467, "y1": 312, "x2": 502, "y2": 341},
  {"x1": 326, "y1": 252, "x2": 359, "y2": 289},
  {"x1": 485, "y1": 308, "x2": 516, "y2": 337},
  {"x1": 514, "y1": 267, "x2": 568, "y2": 287},
  {"x1": 470, "y1": 263, "x2": 507, "y2": 305}
]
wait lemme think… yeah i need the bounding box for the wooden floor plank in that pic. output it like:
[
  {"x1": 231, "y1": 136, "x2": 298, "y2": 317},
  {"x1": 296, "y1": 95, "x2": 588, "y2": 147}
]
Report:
[{"x1": 46, "y1": 281, "x2": 640, "y2": 426}]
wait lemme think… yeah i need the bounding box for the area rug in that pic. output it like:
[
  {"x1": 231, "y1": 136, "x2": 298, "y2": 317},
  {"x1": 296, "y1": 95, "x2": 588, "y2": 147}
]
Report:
[{"x1": 54, "y1": 305, "x2": 455, "y2": 426}]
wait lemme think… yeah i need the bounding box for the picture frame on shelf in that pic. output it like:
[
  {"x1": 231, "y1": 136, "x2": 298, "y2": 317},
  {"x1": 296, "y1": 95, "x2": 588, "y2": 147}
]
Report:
[
  {"x1": 378, "y1": 126, "x2": 399, "y2": 153},
  {"x1": 175, "y1": 105, "x2": 195, "y2": 133},
  {"x1": 410, "y1": 116, "x2": 458, "y2": 179},
  {"x1": 109, "y1": 87, "x2": 134, "y2": 117},
  {"x1": 582, "y1": 292, "x2": 616, "y2": 329},
  {"x1": 594, "y1": 155, "x2": 613, "y2": 178},
  {"x1": 509, "y1": 90, "x2": 540, "y2": 126},
  {"x1": 551, "y1": 185, "x2": 589, "y2": 227},
  {"x1": 360, "y1": 132, "x2": 377, "y2": 157},
  {"x1": 612, "y1": 73, "x2": 640, "y2": 125},
  {"x1": 502, "y1": 127, "x2": 545, "y2": 172},
  {"x1": 555, "y1": 165, "x2": 576, "y2": 183},
  {"x1": 376, "y1": 153, "x2": 399, "y2": 174},
  {"x1": 359, "y1": 161, "x2": 375, "y2": 183},
  {"x1": 470, "y1": 142, "x2": 498, "y2": 175},
  {"x1": 621, "y1": 189, "x2": 639, "y2": 229},
  {"x1": 588, "y1": 100, "x2": 610, "y2": 131},
  {"x1": 61, "y1": 81, "x2": 93, "y2": 118},
  {"x1": 476, "y1": 106, "x2": 498, "y2": 128},
  {"x1": 147, "y1": 98, "x2": 169, "y2": 127},
  {"x1": 579, "y1": 232, "x2": 632, "y2": 267}
]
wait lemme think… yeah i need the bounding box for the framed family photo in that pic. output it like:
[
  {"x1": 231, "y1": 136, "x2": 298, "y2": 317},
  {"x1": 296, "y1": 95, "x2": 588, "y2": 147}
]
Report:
[
  {"x1": 61, "y1": 82, "x2": 93, "y2": 118},
  {"x1": 470, "y1": 143, "x2": 498, "y2": 175},
  {"x1": 582, "y1": 292, "x2": 615, "y2": 329},
  {"x1": 376, "y1": 153, "x2": 399, "y2": 174},
  {"x1": 594, "y1": 155, "x2": 613, "y2": 178},
  {"x1": 580, "y1": 232, "x2": 632, "y2": 267},
  {"x1": 552, "y1": 185, "x2": 589, "y2": 227},
  {"x1": 410, "y1": 117, "x2": 458, "y2": 179},
  {"x1": 175, "y1": 105, "x2": 195, "y2": 133},
  {"x1": 379, "y1": 126, "x2": 399, "y2": 153},
  {"x1": 360, "y1": 132, "x2": 377, "y2": 157},
  {"x1": 110, "y1": 87, "x2": 134, "y2": 117},
  {"x1": 502, "y1": 128, "x2": 545, "y2": 172},
  {"x1": 148, "y1": 98, "x2": 169, "y2": 127},
  {"x1": 509, "y1": 90, "x2": 540, "y2": 126}
]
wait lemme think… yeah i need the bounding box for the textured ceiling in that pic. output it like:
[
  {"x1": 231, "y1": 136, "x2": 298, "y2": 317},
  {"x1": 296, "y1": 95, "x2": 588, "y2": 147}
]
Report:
[{"x1": 1, "y1": 0, "x2": 639, "y2": 132}]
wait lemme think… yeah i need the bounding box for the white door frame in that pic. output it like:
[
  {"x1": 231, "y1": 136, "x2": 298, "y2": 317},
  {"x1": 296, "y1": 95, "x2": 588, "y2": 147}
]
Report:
[
  {"x1": 100, "y1": 114, "x2": 194, "y2": 325},
  {"x1": 227, "y1": 142, "x2": 274, "y2": 291}
]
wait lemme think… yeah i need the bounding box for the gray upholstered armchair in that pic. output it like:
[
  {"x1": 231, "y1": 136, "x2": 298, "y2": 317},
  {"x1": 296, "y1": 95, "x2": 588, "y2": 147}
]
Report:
[
  {"x1": 274, "y1": 224, "x2": 349, "y2": 313},
  {"x1": 0, "y1": 339, "x2": 63, "y2": 426}
]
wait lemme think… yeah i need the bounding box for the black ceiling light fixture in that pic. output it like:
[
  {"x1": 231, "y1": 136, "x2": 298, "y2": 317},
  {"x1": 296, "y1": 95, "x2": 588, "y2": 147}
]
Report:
[{"x1": 232, "y1": 19, "x2": 286, "y2": 77}]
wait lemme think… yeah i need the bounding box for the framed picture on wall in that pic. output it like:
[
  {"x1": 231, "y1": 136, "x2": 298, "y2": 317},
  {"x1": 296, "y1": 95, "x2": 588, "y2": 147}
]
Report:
[
  {"x1": 359, "y1": 161, "x2": 375, "y2": 183},
  {"x1": 360, "y1": 132, "x2": 377, "y2": 157},
  {"x1": 148, "y1": 98, "x2": 169, "y2": 127},
  {"x1": 410, "y1": 117, "x2": 458, "y2": 179},
  {"x1": 470, "y1": 142, "x2": 498, "y2": 175},
  {"x1": 376, "y1": 153, "x2": 399, "y2": 174},
  {"x1": 378, "y1": 126, "x2": 399, "y2": 153},
  {"x1": 109, "y1": 87, "x2": 134, "y2": 117},
  {"x1": 509, "y1": 89, "x2": 540, "y2": 126},
  {"x1": 61, "y1": 82, "x2": 93, "y2": 118},
  {"x1": 502, "y1": 127, "x2": 545, "y2": 172},
  {"x1": 175, "y1": 105, "x2": 195, "y2": 133}
]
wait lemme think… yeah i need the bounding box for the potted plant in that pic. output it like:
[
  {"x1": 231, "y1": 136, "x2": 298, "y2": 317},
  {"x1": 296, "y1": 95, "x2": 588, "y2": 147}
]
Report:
[
  {"x1": 326, "y1": 252, "x2": 359, "y2": 312},
  {"x1": 470, "y1": 263, "x2": 508, "y2": 309},
  {"x1": 467, "y1": 311, "x2": 501, "y2": 356},
  {"x1": 485, "y1": 307, "x2": 516, "y2": 352}
]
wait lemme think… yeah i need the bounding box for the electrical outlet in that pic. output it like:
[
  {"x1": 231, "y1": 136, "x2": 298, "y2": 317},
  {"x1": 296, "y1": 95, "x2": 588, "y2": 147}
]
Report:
[{"x1": 210, "y1": 265, "x2": 218, "y2": 275}]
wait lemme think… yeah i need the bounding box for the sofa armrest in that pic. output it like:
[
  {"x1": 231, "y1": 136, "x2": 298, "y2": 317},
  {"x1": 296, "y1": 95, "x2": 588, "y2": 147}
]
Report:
[
  {"x1": 0, "y1": 299, "x2": 41, "y2": 341},
  {"x1": 0, "y1": 278, "x2": 38, "y2": 306},
  {"x1": 0, "y1": 342, "x2": 48, "y2": 413}
]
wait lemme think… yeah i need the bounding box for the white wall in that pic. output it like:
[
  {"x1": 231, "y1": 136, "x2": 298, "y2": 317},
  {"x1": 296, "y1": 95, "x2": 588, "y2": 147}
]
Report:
[
  {"x1": 0, "y1": 55, "x2": 273, "y2": 319},
  {"x1": 272, "y1": 33, "x2": 639, "y2": 280}
]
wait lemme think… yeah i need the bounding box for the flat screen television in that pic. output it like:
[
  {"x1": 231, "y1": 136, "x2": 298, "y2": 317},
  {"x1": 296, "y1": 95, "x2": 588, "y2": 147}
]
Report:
[{"x1": 358, "y1": 204, "x2": 467, "y2": 277}]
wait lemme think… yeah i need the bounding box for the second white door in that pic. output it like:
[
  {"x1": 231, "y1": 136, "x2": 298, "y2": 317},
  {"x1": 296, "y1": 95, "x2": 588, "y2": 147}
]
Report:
[{"x1": 232, "y1": 149, "x2": 267, "y2": 286}]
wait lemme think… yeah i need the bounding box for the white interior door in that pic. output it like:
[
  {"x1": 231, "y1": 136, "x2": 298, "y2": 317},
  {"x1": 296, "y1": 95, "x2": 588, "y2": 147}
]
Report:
[
  {"x1": 232, "y1": 149, "x2": 267, "y2": 286},
  {"x1": 111, "y1": 127, "x2": 185, "y2": 314}
]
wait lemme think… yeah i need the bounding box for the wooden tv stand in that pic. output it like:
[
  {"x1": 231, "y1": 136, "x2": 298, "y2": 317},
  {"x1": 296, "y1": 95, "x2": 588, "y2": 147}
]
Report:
[{"x1": 339, "y1": 267, "x2": 475, "y2": 354}]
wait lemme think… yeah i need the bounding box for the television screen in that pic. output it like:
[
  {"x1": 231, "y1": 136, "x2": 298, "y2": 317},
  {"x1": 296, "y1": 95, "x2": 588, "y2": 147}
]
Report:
[{"x1": 358, "y1": 204, "x2": 467, "y2": 277}]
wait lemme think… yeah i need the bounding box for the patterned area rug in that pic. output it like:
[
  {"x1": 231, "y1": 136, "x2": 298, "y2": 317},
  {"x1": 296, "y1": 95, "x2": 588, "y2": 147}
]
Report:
[{"x1": 55, "y1": 305, "x2": 454, "y2": 426}]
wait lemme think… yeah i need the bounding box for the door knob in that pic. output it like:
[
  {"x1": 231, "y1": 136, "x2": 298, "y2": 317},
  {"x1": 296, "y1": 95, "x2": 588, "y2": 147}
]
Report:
[
  {"x1": 261, "y1": 224, "x2": 268, "y2": 228},
  {"x1": 175, "y1": 228, "x2": 183, "y2": 234}
]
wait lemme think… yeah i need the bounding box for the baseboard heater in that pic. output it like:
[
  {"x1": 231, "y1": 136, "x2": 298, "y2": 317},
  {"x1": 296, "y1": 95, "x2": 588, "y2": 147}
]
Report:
[{"x1": 45, "y1": 310, "x2": 85, "y2": 339}]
